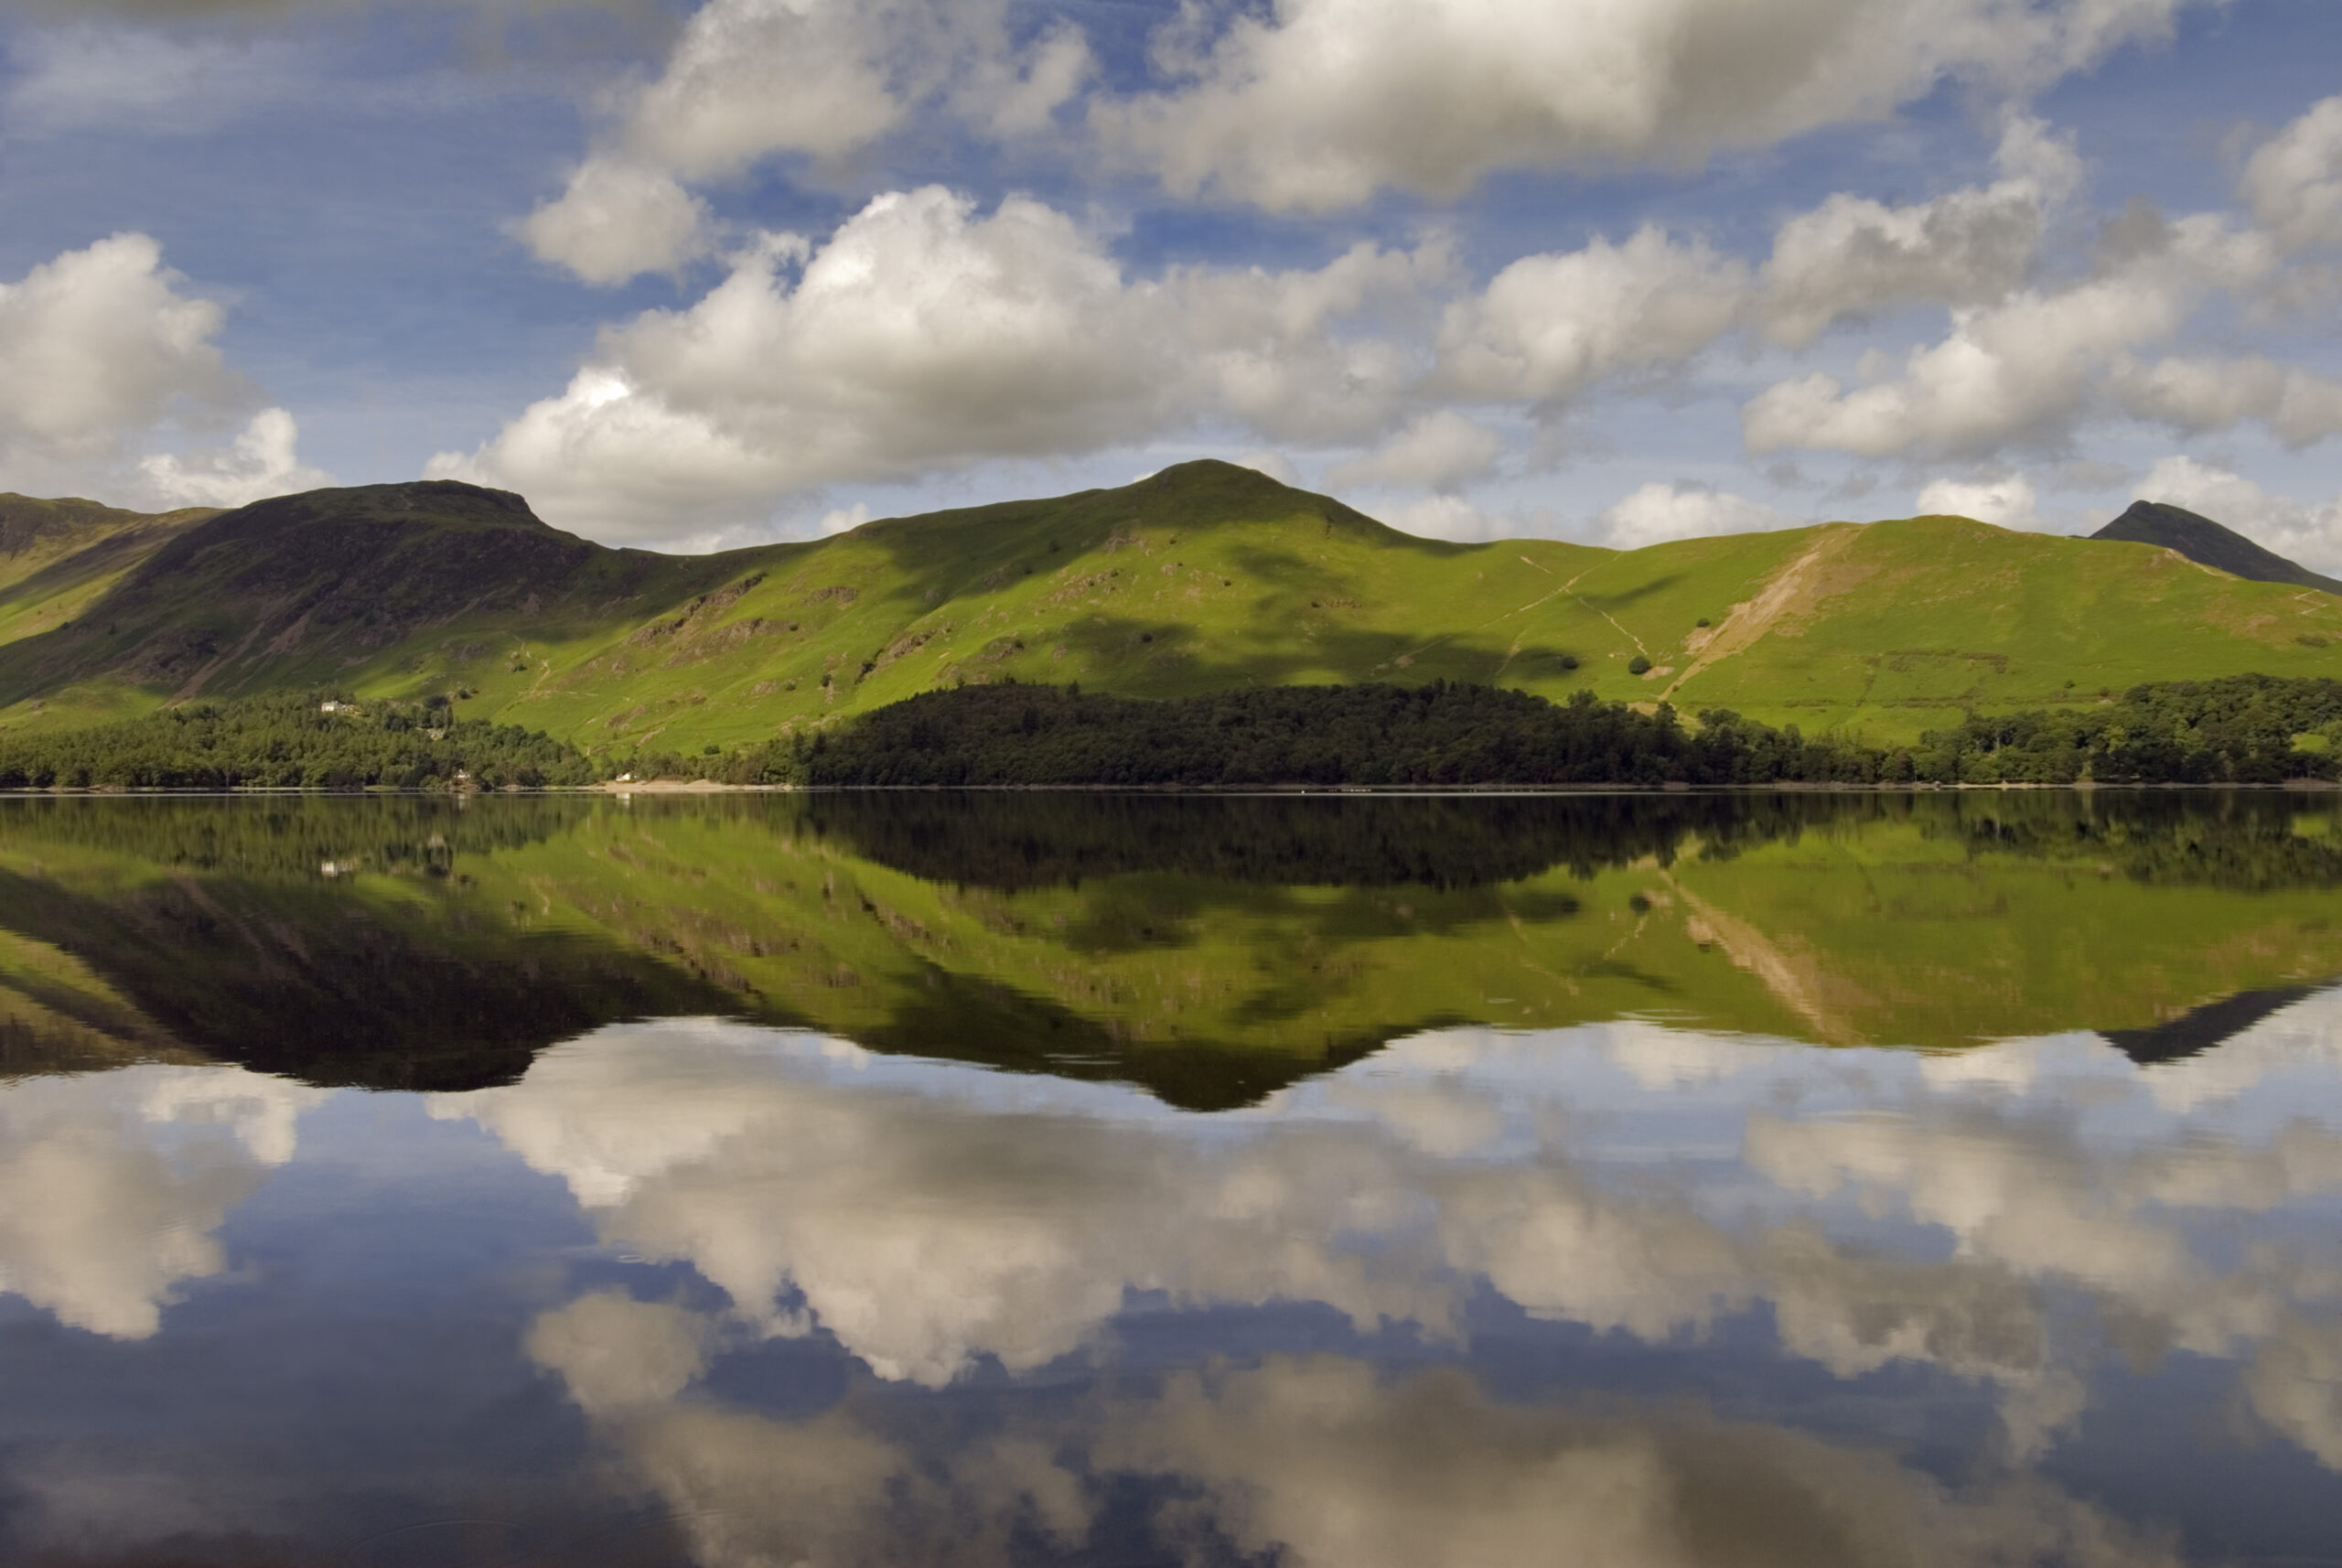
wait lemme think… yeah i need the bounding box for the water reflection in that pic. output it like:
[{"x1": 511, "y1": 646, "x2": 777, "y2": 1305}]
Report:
[
  {"x1": 0, "y1": 793, "x2": 2336, "y2": 1564},
  {"x1": 2, "y1": 791, "x2": 2338, "y2": 1100},
  {"x1": 0, "y1": 1065, "x2": 321, "y2": 1338}
]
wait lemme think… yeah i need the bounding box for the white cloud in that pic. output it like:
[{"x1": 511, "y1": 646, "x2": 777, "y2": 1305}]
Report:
[
  {"x1": 620, "y1": 0, "x2": 915, "y2": 178},
  {"x1": 1599, "y1": 482, "x2": 1799, "y2": 548},
  {"x1": 2241, "y1": 95, "x2": 2342, "y2": 252},
  {"x1": 2112, "y1": 354, "x2": 2342, "y2": 447},
  {"x1": 2132, "y1": 456, "x2": 2342, "y2": 573},
  {"x1": 522, "y1": 0, "x2": 1095, "y2": 286},
  {"x1": 1375, "y1": 494, "x2": 1505, "y2": 542},
  {"x1": 138, "y1": 406, "x2": 331, "y2": 508},
  {"x1": 1759, "y1": 116, "x2": 2078, "y2": 349},
  {"x1": 1436, "y1": 227, "x2": 1748, "y2": 403},
  {"x1": 1743, "y1": 215, "x2": 2278, "y2": 459},
  {"x1": 1092, "y1": 0, "x2": 2196, "y2": 212},
  {"x1": 1327, "y1": 410, "x2": 1502, "y2": 491},
  {"x1": 1915, "y1": 473, "x2": 2042, "y2": 529},
  {"x1": 521, "y1": 160, "x2": 714, "y2": 286},
  {"x1": 435, "y1": 191, "x2": 1176, "y2": 536},
  {"x1": 436, "y1": 189, "x2": 1460, "y2": 539},
  {"x1": 955, "y1": 18, "x2": 1092, "y2": 139},
  {"x1": 0, "y1": 233, "x2": 236, "y2": 478}
]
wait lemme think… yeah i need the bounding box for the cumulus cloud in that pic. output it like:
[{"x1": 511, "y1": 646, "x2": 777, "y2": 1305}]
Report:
[
  {"x1": 521, "y1": 159, "x2": 714, "y2": 285},
  {"x1": 2241, "y1": 95, "x2": 2342, "y2": 252},
  {"x1": 0, "y1": 233, "x2": 234, "y2": 471},
  {"x1": 1759, "y1": 115, "x2": 2079, "y2": 349},
  {"x1": 1373, "y1": 494, "x2": 1508, "y2": 542},
  {"x1": 437, "y1": 189, "x2": 1459, "y2": 538},
  {"x1": 0, "y1": 231, "x2": 325, "y2": 503},
  {"x1": 2112, "y1": 354, "x2": 2342, "y2": 447},
  {"x1": 522, "y1": 0, "x2": 1093, "y2": 286},
  {"x1": 1436, "y1": 227, "x2": 1747, "y2": 403},
  {"x1": 1915, "y1": 473, "x2": 2042, "y2": 529},
  {"x1": 2132, "y1": 456, "x2": 2342, "y2": 572},
  {"x1": 1599, "y1": 481, "x2": 1801, "y2": 548},
  {"x1": 1092, "y1": 0, "x2": 2195, "y2": 212},
  {"x1": 436, "y1": 191, "x2": 1176, "y2": 535},
  {"x1": 139, "y1": 406, "x2": 331, "y2": 507},
  {"x1": 1327, "y1": 410, "x2": 1502, "y2": 491},
  {"x1": 1742, "y1": 214, "x2": 2277, "y2": 459}
]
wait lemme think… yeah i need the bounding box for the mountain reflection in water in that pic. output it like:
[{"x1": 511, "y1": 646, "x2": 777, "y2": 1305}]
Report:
[{"x1": 0, "y1": 792, "x2": 2336, "y2": 1565}]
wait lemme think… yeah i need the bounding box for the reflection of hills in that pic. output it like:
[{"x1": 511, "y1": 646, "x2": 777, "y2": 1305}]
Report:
[
  {"x1": 0, "y1": 864, "x2": 738, "y2": 1091},
  {"x1": 2102, "y1": 983, "x2": 2327, "y2": 1066},
  {"x1": 0, "y1": 791, "x2": 2337, "y2": 1105},
  {"x1": 797, "y1": 790, "x2": 1851, "y2": 890}
]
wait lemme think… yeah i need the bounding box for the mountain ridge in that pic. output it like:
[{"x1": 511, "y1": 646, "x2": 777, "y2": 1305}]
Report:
[
  {"x1": 0, "y1": 460, "x2": 2335, "y2": 749},
  {"x1": 2092, "y1": 499, "x2": 2342, "y2": 595}
]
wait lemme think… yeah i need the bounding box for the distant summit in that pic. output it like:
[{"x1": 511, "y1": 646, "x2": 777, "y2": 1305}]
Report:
[{"x1": 2093, "y1": 499, "x2": 2342, "y2": 596}]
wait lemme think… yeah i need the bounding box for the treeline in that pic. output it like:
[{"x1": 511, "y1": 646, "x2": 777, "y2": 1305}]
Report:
[
  {"x1": 781, "y1": 677, "x2": 2342, "y2": 789},
  {"x1": 5, "y1": 676, "x2": 2337, "y2": 794},
  {"x1": 1908, "y1": 675, "x2": 2342, "y2": 784},
  {"x1": 0, "y1": 691, "x2": 596, "y2": 790},
  {"x1": 787, "y1": 682, "x2": 1882, "y2": 789}
]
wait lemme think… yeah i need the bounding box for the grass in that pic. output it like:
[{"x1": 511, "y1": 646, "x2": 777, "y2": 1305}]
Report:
[{"x1": 0, "y1": 465, "x2": 2337, "y2": 755}]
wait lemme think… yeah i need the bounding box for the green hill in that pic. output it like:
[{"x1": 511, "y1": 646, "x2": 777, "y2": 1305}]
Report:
[
  {"x1": 0, "y1": 462, "x2": 2337, "y2": 750},
  {"x1": 0, "y1": 492, "x2": 217, "y2": 659},
  {"x1": 2094, "y1": 499, "x2": 2342, "y2": 595}
]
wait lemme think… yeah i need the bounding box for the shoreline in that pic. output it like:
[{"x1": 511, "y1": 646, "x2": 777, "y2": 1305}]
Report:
[{"x1": 0, "y1": 779, "x2": 2334, "y2": 799}]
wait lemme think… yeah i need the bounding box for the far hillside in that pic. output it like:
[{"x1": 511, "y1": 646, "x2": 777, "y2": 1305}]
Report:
[
  {"x1": 0, "y1": 462, "x2": 2336, "y2": 751},
  {"x1": 2093, "y1": 499, "x2": 2342, "y2": 594}
]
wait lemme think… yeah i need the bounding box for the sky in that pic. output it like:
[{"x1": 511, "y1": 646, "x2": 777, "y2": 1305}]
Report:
[{"x1": 0, "y1": 0, "x2": 2338, "y2": 564}]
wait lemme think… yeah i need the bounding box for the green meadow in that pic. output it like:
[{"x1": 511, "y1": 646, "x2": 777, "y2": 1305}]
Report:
[{"x1": 1, "y1": 462, "x2": 2336, "y2": 755}]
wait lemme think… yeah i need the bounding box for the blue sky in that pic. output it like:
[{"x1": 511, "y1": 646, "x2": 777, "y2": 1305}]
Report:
[{"x1": 0, "y1": 0, "x2": 2337, "y2": 563}]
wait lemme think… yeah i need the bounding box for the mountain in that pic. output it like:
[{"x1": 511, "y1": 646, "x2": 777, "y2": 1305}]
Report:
[
  {"x1": 1, "y1": 462, "x2": 2338, "y2": 749},
  {"x1": 2093, "y1": 499, "x2": 2342, "y2": 595},
  {"x1": 0, "y1": 492, "x2": 217, "y2": 654}
]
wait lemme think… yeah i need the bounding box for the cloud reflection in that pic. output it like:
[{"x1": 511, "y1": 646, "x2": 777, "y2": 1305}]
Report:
[
  {"x1": 437, "y1": 986, "x2": 2342, "y2": 1478},
  {"x1": 0, "y1": 1065, "x2": 324, "y2": 1338}
]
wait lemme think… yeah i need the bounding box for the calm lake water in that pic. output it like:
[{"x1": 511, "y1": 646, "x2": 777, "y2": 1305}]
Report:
[{"x1": 2, "y1": 790, "x2": 2339, "y2": 1566}]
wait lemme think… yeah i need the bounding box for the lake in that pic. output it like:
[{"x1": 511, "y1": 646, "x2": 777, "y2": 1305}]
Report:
[{"x1": 1, "y1": 790, "x2": 2338, "y2": 1566}]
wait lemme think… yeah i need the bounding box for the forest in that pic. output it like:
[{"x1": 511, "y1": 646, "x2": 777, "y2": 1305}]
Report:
[
  {"x1": 4, "y1": 675, "x2": 2337, "y2": 792},
  {"x1": 0, "y1": 691, "x2": 597, "y2": 790}
]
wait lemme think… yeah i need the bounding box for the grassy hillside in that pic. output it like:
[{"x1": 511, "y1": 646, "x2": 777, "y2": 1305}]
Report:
[
  {"x1": 0, "y1": 493, "x2": 215, "y2": 671},
  {"x1": 0, "y1": 463, "x2": 2336, "y2": 750},
  {"x1": 2095, "y1": 499, "x2": 2342, "y2": 594}
]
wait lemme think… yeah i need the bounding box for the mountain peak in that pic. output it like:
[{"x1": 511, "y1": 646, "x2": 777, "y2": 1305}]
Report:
[
  {"x1": 200, "y1": 479, "x2": 556, "y2": 539},
  {"x1": 2093, "y1": 499, "x2": 2342, "y2": 596}
]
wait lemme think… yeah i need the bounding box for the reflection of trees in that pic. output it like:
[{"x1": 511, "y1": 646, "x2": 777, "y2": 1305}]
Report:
[
  {"x1": 0, "y1": 793, "x2": 591, "y2": 881},
  {"x1": 798, "y1": 789, "x2": 1858, "y2": 889},
  {"x1": 1922, "y1": 791, "x2": 2342, "y2": 891},
  {"x1": 5, "y1": 791, "x2": 2338, "y2": 1101}
]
